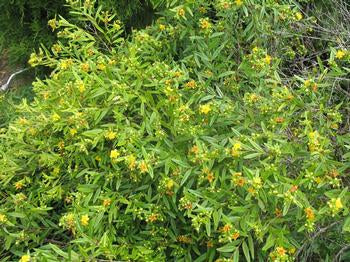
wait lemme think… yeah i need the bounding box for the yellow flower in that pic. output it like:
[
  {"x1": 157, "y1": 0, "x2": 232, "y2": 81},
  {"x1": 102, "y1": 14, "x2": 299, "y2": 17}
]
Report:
[
  {"x1": 177, "y1": 8, "x2": 185, "y2": 17},
  {"x1": 114, "y1": 21, "x2": 121, "y2": 31},
  {"x1": 166, "y1": 179, "x2": 175, "y2": 189},
  {"x1": 231, "y1": 142, "x2": 242, "y2": 157},
  {"x1": 252, "y1": 46, "x2": 259, "y2": 53},
  {"x1": 221, "y1": 1, "x2": 231, "y2": 9},
  {"x1": 48, "y1": 18, "x2": 57, "y2": 31},
  {"x1": 207, "y1": 172, "x2": 215, "y2": 183},
  {"x1": 108, "y1": 59, "x2": 116, "y2": 65},
  {"x1": 159, "y1": 24, "x2": 166, "y2": 31},
  {"x1": 81, "y1": 63, "x2": 90, "y2": 72},
  {"x1": 231, "y1": 232, "x2": 240, "y2": 240},
  {"x1": 336, "y1": 49, "x2": 346, "y2": 59},
  {"x1": 103, "y1": 199, "x2": 111, "y2": 207},
  {"x1": 15, "y1": 181, "x2": 24, "y2": 190},
  {"x1": 328, "y1": 197, "x2": 344, "y2": 213},
  {"x1": 233, "y1": 142, "x2": 241, "y2": 150},
  {"x1": 60, "y1": 60, "x2": 69, "y2": 70},
  {"x1": 28, "y1": 53, "x2": 39, "y2": 67},
  {"x1": 110, "y1": 149, "x2": 120, "y2": 159},
  {"x1": 65, "y1": 213, "x2": 75, "y2": 228},
  {"x1": 147, "y1": 213, "x2": 158, "y2": 222},
  {"x1": 185, "y1": 80, "x2": 197, "y2": 89},
  {"x1": 0, "y1": 214, "x2": 7, "y2": 223},
  {"x1": 314, "y1": 177, "x2": 322, "y2": 184},
  {"x1": 80, "y1": 214, "x2": 89, "y2": 226},
  {"x1": 335, "y1": 198, "x2": 343, "y2": 210},
  {"x1": 105, "y1": 130, "x2": 117, "y2": 140},
  {"x1": 88, "y1": 49, "x2": 95, "y2": 56},
  {"x1": 52, "y1": 113, "x2": 61, "y2": 122},
  {"x1": 126, "y1": 154, "x2": 137, "y2": 170},
  {"x1": 199, "y1": 104, "x2": 211, "y2": 114},
  {"x1": 28, "y1": 127, "x2": 37, "y2": 136},
  {"x1": 70, "y1": 128, "x2": 78, "y2": 136},
  {"x1": 174, "y1": 71, "x2": 182, "y2": 78},
  {"x1": 221, "y1": 224, "x2": 232, "y2": 233},
  {"x1": 19, "y1": 254, "x2": 30, "y2": 262},
  {"x1": 42, "y1": 91, "x2": 50, "y2": 100},
  {"x1": 276, "y1": 247, "x2": 286, "y2": 256},
  {"x1": 308, "y1": 131, "x2": 318, "y2": 140},
  {"x1": 177, "y1": 235, "x2": 192, "y2": 243},
  {"x1": 199, "y1": 18, "x2": 211, "y2": 30},
  {"x1": 58, "y1": 141, "x2": 65, "y2": 150},
  {"x1": 264, "y1": 54, "x2": 272, "y2": 65},
  {"x1": 199, "y1": 6, "x2": 206, "y2": 14},
  {"x1": 77, "y1": 81, "x2": 85, "y2": 93},
  {"x1": 304, "y1": 207, "x2": 315, "y2": 221},
  {"x1": 304, "y1": 79, "x2": 311, "y2": 87},
  {"x1": 97, "y1": 63, "x2": 106, "y2": 71},
  {"x1": 52, "y1": 44, "x2": 62, "y2": 53},
  {"x1": 235, "y1": 0, "x2": 243, "y2": 6},
  {"x1": 295, "y1": 12, "x2": 303, "y2": 21},
  {"x1": 18, "y1": 117, "x2": 29, "y2": 125},
  {"x1": 248, "y1": 93, "x2": 259, "y2": 103},
  {"x1": 189, "y1": 145, "x2": 199, "y2": 154},
  {"x1": 139, "y1": 160, "x2": 148, "y2": 173},
  {"x1": 252, "y1": 177, "x2": 261, "y2": 187}
]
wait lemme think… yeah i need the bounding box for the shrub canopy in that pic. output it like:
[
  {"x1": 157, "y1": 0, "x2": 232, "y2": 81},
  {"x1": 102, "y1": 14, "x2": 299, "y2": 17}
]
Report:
[
  {"x1": 1, "y1": 0, "x2": 350, "y2": 261},
  {"x1": 0, "y1": 0, "x2": 154, "y2": 64}
]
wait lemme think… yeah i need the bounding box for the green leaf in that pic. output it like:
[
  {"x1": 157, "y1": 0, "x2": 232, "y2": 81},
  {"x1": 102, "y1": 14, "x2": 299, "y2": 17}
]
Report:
[
  {"x1": 262, "y1": 234, "x2": 275, "y2": 251},
  {"x1": 217, "y1": 243, "x2": 237, "y2": 253},
  {"x1": 242, "y1": 240, "x2": 251, "y2": 262},
  {"x1": 181, "y1": 169, "x2": 192, "y2": 186},
  {"x1": 205, "y1": 220, "x2": 211, "y2": 236},
  {"x1": 248, "y1": 234, "x2": 255, "y2": 259},
  {"x1": 244, "y1": 152, "x2": 262, "y2": 159},
  {"x1": 343, "y1": 216, "x2": 350, "y2": 232},
  {"x1": 7, "y1": 212, "x2": 26, "y2": 218},
  {"x1": 233, "y1": 248, "x2": 240, "y2": 262},
  {"x1": 283, "y1": 200, "x2": 291, "y2": 216},
  {"x1": 82, "y1": 129, "x2": 103, "y2": 138}
]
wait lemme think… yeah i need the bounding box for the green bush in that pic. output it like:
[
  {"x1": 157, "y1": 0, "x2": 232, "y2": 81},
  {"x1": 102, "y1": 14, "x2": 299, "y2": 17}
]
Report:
[
  {"x1": 0, "y1": 0, "x2": 154, "y2": 65},
  {"x1": 0, "y1": 85, "x2": 34, "y2": 129},
  {"x1": 1, "y1": 0, "x2": 350, "y2": 261},
  {"x1": 0, "y1": 0, "x2": 66, "y2": 65}
]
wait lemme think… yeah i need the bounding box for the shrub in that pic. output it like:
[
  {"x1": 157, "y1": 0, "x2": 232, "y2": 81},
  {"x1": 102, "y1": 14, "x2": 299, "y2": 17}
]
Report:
[
  {"x1": 0, "y1": 0, "x2": 154, "y2": 65},
  {"x1": 0, "y1": 0, "x2": 67, "y2": 65},
  {"x1": 0, "y1": 85, "x2": 34, "y2": 129},
  {"x1": 1, "y1": 0, "x2": 350, "y2": 261}
]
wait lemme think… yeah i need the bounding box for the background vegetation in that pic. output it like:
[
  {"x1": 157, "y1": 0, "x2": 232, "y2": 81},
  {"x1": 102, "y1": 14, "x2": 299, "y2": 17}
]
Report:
[
  {"x1": 0, "y1": 0, "x2": 154, "y2": 65},
  {"x1": 1, "y1": 0, "x2": 350, "y2": 261}
]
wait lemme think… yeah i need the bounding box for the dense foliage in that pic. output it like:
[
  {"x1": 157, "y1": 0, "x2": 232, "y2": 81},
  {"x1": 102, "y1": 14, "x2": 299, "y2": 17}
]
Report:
[
  {"x1": 0, "y1": 0, "x2": 66, "y2": 65},
  {"x1": 1, "y1": 0, "x2": 350, "y2": 261},
  {"x1": 0, "y1": 0, "x2": 153, "y2": 65}
]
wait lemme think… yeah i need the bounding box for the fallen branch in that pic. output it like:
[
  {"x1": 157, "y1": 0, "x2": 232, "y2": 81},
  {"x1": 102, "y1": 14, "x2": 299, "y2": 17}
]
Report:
[{"x1": 0, "y1": 68, "x2": 29, "y2": 91}]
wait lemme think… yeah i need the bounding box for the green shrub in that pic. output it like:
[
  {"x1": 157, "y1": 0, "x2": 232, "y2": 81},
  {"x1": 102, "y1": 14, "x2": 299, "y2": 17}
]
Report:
[
  {"x1": 0, "y1": 0, "x2": 66, "y2": 65},
  {"x1": 1, "y1": 0, "x2": 350, "y2": 261},
  {"x1": 0, "y1": 0, "x2": 154, "y2": 65},
  {"x1": 0, "y1": 85, "x2": 34, "y2": 129}
]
